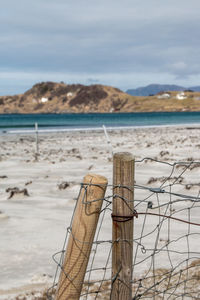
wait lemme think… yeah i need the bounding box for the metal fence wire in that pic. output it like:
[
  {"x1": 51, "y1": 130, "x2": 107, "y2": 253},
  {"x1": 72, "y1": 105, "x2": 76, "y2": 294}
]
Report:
[{"x1": 48, "y1": 157, "x2": 200, "y2": 300}]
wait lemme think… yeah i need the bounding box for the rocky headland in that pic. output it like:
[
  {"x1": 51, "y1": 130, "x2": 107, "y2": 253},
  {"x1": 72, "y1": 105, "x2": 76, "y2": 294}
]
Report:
[{"x1": 0, "y1": 81, "x2": 200, "y2": 113}]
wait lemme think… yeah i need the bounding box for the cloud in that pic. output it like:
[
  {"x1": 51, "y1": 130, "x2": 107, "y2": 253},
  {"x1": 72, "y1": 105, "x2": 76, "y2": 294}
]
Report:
[{"x1": 1, "y1": 0, "x2": 200, "y2": 94}]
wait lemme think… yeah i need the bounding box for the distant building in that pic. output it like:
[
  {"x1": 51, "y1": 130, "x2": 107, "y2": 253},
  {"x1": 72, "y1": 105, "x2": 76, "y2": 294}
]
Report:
[
  {"x1": 40, "y1": 97, "x2": 48, "y2": 103},
  {"x1": 67, "y1": 92, "x2": 73, "y2": 98},
  {"x1": 176, "y1": 92, "x2": 187, "y2": 100},
  {"x1": 157, "y1": 92, "x2": 171, "y2": 99}
]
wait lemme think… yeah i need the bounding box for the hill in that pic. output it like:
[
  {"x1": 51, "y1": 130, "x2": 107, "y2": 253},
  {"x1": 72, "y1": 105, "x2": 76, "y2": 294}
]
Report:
[
  {"x1": 0, "y1": 82, "x2": 131, "y2": 113},
  {"x1": 189, "y1": 86, "x2": 200, "y2": 92},
  {"x1": 126, "y1": 84, "x2": 200, "y2": 96},
  {"x1": 0, "y1": 81, "x2": 200, "y2": 113}
]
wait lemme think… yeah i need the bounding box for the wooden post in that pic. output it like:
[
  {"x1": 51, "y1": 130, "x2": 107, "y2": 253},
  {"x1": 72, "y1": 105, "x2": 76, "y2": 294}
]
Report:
[
  {"x1": 102, "y1": 124, "x2": 113, "y2": 156},
  {"x1": 35, "y1": 122, "x2": 39, "y2": 159},
  {"x1": 111, "y1": 152, "x2": 135, "y2": 300},
  {"x1": 55, "y1": 173, "x2": 108, "y2": 300}
]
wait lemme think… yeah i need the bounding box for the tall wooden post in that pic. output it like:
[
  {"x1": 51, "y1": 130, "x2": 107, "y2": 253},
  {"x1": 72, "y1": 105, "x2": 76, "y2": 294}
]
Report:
[
  {"x1": 55, "y1": 174, "x2": 108, "y2": 300},
  {"x1": 35, "y1": 122, "x2": 39, "y2": 159},
  {"x1": 102, "y1": 125, "x2": 113, "y2": 155},
  {"x1": 111, "y1": 152, "x2": 135, "y2": 300}
]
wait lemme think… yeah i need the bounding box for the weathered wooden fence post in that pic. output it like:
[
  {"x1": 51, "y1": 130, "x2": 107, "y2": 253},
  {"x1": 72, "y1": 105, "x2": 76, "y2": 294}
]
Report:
[
  {"x1": 102, "y1": 124, "x2": 113, "y2": 155},
  {"x1": 35, "y1": 122, "x2": 39, "y2": 159},
  {"x1": 111, "y1": 152, "x2": 135, "y2": 300},
  {"x1": 55, "y1": 173, "x2": 108, "y2": 300}
]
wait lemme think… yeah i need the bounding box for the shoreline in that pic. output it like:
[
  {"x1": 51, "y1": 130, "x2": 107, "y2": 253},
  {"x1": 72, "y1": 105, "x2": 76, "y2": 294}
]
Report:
[
  {"x1": 0, "y1": 108, "x2": 200, "y2": 116},
  {"x1": 2, "y1": 122, "x2": 200, "y2": 135}
]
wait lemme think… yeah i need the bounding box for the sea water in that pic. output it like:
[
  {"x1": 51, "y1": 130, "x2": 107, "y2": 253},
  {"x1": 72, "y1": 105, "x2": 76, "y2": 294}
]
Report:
[{"x1": 0, "y1": 111, "x2": 200, "y2": 131}]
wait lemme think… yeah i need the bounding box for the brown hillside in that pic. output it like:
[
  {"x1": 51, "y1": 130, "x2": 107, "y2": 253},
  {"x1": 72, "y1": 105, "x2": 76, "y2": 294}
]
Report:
[{"x1": 0, "y1": 82, "x2": 200, "y2": 113}]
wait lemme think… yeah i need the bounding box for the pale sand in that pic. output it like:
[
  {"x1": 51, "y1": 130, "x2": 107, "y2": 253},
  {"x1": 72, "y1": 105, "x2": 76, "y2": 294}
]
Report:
[{"x1": 0, "y1": 125, "x2": 200, "y2": 299}]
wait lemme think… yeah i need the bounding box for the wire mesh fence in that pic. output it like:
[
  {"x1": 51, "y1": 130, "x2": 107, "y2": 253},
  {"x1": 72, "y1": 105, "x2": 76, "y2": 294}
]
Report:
[{"x1": 48, "y1": 156, "x2": 200, "y2": 300}]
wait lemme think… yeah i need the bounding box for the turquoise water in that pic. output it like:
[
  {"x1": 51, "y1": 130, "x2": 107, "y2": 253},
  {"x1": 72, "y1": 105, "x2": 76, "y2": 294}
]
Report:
[{"x1": 0, "y1": 112, "x2": 200, "y2": 131}]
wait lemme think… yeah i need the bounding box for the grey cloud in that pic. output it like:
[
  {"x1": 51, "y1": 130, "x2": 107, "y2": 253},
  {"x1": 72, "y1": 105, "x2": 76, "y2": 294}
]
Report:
[{"x1": 1, "y1": 0, "x2": 200, "y2": 94}]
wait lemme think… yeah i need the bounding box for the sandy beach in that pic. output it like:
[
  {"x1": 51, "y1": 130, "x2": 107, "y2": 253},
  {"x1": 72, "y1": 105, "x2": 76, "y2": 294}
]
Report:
[{"x1": 1, "y1": 125, "x2": 200, "y2": 299}]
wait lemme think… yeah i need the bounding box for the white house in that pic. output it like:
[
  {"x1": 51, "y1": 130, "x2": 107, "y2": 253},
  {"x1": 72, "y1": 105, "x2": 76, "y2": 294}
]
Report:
[
  {"x1": 176, "y1": 92, "x2": 187, "y2": 100},
  {"x1": 40, "y1": 97, "x2": 48, "y2": 103},
  {"x1": 157, "y1": 92, "x2": 171, "y2": 99},
  {"x1": 67, "y1": 92, "x2": 73, "y2": 98}
]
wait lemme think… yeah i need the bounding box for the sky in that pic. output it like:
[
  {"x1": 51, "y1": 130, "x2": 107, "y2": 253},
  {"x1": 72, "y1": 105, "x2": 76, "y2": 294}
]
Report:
[{"x1": 1, "y1": 0, "x2": 200, "y2": 95}]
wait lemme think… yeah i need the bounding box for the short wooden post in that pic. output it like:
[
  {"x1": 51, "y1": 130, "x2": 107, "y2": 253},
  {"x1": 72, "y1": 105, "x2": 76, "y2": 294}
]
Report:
[
  {"x1": 55, "y1": 174, "x2": 108, "y2": 300},
  {"x1": 102, "y1": 124, "x2": 113, "y2": 155},
  {"x1": 35, "y1": 123, "x2": 39, "y2": 159},
  {"x1": 111, "y1": 152, "x2": 135, "y2": 300}
]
